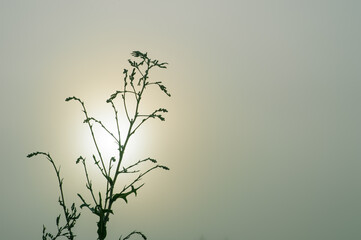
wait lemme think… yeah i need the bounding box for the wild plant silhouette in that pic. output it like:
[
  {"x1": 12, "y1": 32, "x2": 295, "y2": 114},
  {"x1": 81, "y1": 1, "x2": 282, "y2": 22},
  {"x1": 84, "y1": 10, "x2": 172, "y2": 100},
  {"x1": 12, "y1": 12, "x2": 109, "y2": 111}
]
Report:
[{"x1": 28, "y1": 51, "x2": 170, "y2": 240}]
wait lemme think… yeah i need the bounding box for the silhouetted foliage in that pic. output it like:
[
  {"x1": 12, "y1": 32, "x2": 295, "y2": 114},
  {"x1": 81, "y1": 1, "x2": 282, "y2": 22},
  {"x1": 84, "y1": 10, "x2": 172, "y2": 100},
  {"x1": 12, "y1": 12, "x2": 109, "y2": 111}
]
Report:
[
  {"x1": 28, "y1": 51, "x2": 170, "y2": 240},
  {"x1": 27, "y1": 152, "x2": 80, "y2": 240}
]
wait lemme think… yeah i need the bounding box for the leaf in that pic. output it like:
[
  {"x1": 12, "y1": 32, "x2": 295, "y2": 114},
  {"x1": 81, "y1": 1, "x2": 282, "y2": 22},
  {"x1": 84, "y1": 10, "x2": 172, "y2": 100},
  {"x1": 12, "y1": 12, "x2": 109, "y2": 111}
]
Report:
[
  {"x1": 131, "y1": 185, "x2": 138, "y2": 196},
  {"x1": 129, "y1": 68, "x2": 136, "y2": 82},
  {"x1": 157, "y1": 62, "x2": 168, "y2": 68},
  {"x1": 131, "y1": 51, "x2": 147, "y2": 58},
  {"x1": 158, "y1": 165, "x2": 170, "y2": 170},
  {"x1": 77, "y1": 193, "x2": 91, "y2": 209},
  {"x1": 27, "y1": 151, "x2": 41, "y2": 158},
  {"x1": 158, "y1": 108, "x2": 168, "y2": 113},
  {"x1": 106, "y1": 176, "x2": 114, "y2": 186},
  {"x1": 76, "y1": 156, "x2": 84, "y2": 164},
  {"x1": 92, "y1": 155, "x2": 99, "y2": 164},
  {"x1": 156, "y1": 115, "x2": 165, "y2": 121},
  {"x1": 56, "y1": 214, "x2": 60, "y2": 226},
  {"x1": 112, "y1": 192, "x2": 129, "y2": 203},
  {"x1": 107, "y1": 90, "x2": 122, "y2": 103},
  {"x1": 112, "y1": 184, "x2": 144, "y2": 203},
  {"x1": 131, "y1": 51, "x2": 142, "y2": 57},
  {"x1": 157, "y1": 83, "x2": 171, "y2": 97},
  {"x1": 128, "y1": 59, "x2": 137, "y2": 67},
  {"x1": 80, "y1": 203, "x2": 90, "y2": 209}
]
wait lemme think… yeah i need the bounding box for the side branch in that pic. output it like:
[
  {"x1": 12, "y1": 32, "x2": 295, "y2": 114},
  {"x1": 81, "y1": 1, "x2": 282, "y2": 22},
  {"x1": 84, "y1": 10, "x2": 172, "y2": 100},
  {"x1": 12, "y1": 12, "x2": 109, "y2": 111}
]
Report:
[
  {"x1": 27, "y1": 152, "x2": 79, "y2": 240},
  {"x1": 66, "y1": 96, "x2": 108, "y2": 176},
  {"x1": 83, "y1": 117, "x2": 119, "y2": 144},
  {"x1": 131, "y1": 108, "x2": 168, "y2": 135},
  {"x1": 76, "y1": 156, "x2": 98, "y2": 207},
  {"x1": 120, "y1": 231, "x2": 147, "y2": 240}
]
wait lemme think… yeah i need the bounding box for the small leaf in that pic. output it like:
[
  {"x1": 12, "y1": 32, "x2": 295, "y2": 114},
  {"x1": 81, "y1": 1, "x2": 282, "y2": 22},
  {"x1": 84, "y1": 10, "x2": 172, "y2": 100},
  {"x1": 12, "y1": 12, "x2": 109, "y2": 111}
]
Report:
[
  {"x1": 106, "y1": 176, "x2": 114, "y2": 186},
  {"x1": 158, "y1": 62, "x2": 168, "y2": 68},
  {"x1": 157, "y1": 83, "x2": 171, "y2": 97},
  {"x1": 158, "y1": 165, "x2": 170, "y2": 170},
  {"x1": 156, "y1": 115, "x2": 165, "y2": 121},
  {"x1": 128, "y1": 59, "x2": 137, "y2": 67},
  {"x1": 112, "y1": 193, "x2": 129, "y2": 203},
  {"x1": 56, "y1": 215, "x2": 60, "y2": 226},
  {"x1": 131, "y1": 185, "x2": 136, "y2": 196},
  {"x1": 131, "y1": 51, "x2": 147, "y2": 58},
  {"x1": 27, "y1": 151, "x2": 40, "y2": 158},
  {"x1": 76, "y1": 156, "x2": 84, "y2": 164},
  {"x1": 80, "y1": 203, "x2": 90, "y2": 209},
  {"x1": 158, "y1": 108, "x2": 168, "y2": 113},
  {"x1": 92, "y1": 155, "x2": 99, "y2": 164}
]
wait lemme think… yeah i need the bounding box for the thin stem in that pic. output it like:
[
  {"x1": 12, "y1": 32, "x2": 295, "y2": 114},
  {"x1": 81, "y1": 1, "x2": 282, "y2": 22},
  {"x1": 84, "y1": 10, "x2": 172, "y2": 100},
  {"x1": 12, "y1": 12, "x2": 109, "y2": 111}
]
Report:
[
  {"x1": 122, "y1": 94, "x2": 131, "y2": 123},
  {"x1": 120, "y1": 157, "x2": 156, "y2": 173},
  {"x1": 86, "y1": 117, "x2": 119, "y2": 144},
  {"x1": 121, "y1": 165, "x2": 160, "y2": 194},
  {"x1": 105, "y1": 67, "x2": 148, "y2": 220},
  {"x1": 27, "y1": 152, "x2": 76, "y2": 240},
  {"x1": 121, "y1": 231, "x2": 146, "y2": 240},
  {"x1": 49, "y1": 159, "x2": 75, "y2": 240},
  {"x1": 76, "y1": 98, "x2": 108, "y2": 176},
  {"x1": 81, "y1": 159, "x2": 98, "y2": 206}
]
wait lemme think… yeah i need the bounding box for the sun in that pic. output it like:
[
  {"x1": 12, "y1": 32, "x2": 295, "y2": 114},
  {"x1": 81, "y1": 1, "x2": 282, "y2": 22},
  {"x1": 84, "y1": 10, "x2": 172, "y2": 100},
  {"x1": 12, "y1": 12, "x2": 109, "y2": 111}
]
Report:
[
  {"x1": 76, "y1": 108, "x2": 146, "y2": 171},
  {"x1": 93, "y1": 124, "x2": 119, "y2": 161}
]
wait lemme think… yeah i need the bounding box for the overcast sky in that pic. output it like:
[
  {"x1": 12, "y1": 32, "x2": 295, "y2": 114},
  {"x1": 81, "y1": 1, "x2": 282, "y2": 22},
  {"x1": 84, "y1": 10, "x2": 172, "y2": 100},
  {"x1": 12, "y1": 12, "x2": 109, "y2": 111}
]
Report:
[{"x1": 1, "y1": 1, "x2": 361, "y2": 240}]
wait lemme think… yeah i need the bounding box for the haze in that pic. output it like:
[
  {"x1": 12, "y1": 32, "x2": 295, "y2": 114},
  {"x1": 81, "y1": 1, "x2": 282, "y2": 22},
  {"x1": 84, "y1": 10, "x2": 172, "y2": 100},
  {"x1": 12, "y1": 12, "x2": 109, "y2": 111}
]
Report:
[{"x1": 1, "y1": 1, "x2": 361, "y2": 239}]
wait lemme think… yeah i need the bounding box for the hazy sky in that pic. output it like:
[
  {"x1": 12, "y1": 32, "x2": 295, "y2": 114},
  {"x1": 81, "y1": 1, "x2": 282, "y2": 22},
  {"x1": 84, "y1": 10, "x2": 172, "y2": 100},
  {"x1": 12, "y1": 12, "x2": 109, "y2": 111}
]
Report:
[{"x1": 1, "y1": 1, "x2": 361, "y2": 240}]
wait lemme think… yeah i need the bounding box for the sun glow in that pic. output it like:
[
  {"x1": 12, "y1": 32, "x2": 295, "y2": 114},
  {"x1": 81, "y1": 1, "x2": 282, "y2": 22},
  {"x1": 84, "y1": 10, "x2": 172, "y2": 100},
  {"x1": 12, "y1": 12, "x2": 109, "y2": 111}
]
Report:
[{"x1": 77, "y1": 108, "x2": 147, "y2": 172}]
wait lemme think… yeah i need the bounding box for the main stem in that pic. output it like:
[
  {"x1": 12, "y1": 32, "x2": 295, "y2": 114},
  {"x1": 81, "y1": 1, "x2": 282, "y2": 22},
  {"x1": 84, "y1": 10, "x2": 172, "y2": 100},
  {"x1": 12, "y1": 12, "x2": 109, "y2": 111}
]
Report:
[
  {"x1": 102, "y1": 69, "x2": 148, "y2": 236},
  {"x1": 92, "y1": 59, "x2": 154, "y2": 240}
]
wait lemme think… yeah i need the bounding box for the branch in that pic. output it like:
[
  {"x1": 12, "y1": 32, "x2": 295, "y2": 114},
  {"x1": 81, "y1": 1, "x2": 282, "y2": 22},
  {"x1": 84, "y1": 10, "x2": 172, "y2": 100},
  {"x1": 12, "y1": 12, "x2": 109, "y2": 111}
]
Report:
[
  {"x1": 118, "y1": 164, "x2": 170, "y2": 202},
  {"x1": 83, "y1": 117, "x2": 119, "y2": 144},
  {"x1": 27, "y1": 152, "x2": 79, "y2": 240},
  {"x1": 120, "y1": 231, "x2": 147, "y2": 240},
  {"x1": 131, "y1": 108, "x2": 168, "y2": 135},
  {"x1": 118, "y1": 157, "x2": 157, "y2": 174},
  {"x1": 76, "y1": 156, "x2": 98, "y2": 206},
  {"x1": 66, "y1": 97, "x2": 108, "y2": 176}
]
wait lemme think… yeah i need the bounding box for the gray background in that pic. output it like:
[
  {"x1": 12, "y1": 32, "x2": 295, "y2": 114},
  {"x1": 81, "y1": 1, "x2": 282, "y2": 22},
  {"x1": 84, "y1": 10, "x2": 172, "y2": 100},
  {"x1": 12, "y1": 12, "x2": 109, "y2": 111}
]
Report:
[{"x1": 1, "y1": 1, "x2": 361, "y2": 239}]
